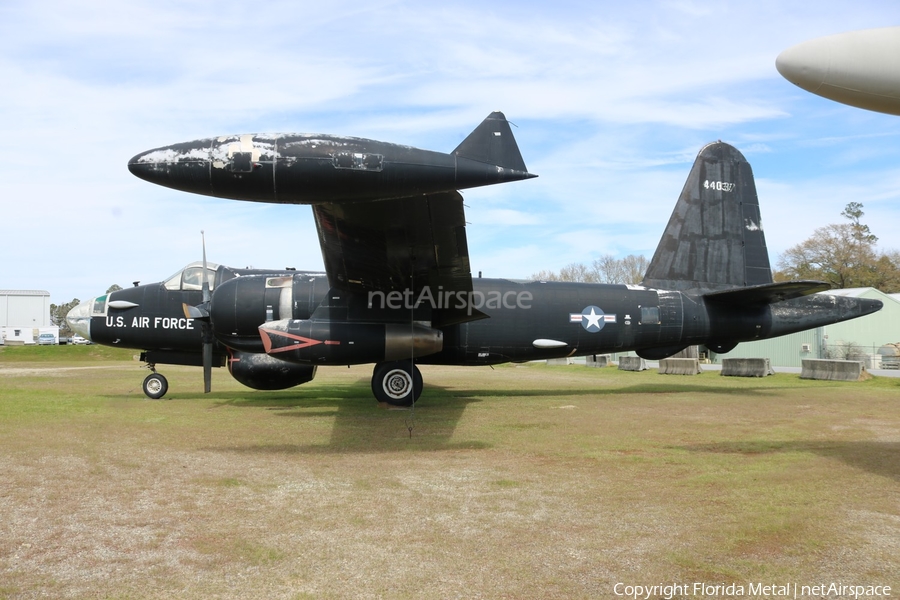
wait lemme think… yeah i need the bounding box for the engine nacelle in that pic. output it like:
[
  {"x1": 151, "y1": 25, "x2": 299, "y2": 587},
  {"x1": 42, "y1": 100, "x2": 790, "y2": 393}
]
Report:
[
  {"x1": 228, "y1": 350, "x2": 317, "y2": 390},
  {"x1": 258, "y1": 319, "x2": 443, "y2": 365},
  {"x1": 209, "y1": 273, "x2": 323, "y2": 352}
]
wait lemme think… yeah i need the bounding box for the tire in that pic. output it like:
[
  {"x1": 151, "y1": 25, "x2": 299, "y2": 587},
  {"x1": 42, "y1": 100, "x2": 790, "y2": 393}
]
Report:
[
  {"x1": 142, "y1": 372, "x2": 168, "y2": 399},
  {"x1": 371, "y1": 360, "x2": 423, "y2": 406}
]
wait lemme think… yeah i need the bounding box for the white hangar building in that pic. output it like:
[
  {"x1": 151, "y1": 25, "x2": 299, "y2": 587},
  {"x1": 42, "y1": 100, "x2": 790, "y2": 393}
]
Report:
[{"x1": 1, "y1": 290, "x2": 52, "y2": 344}]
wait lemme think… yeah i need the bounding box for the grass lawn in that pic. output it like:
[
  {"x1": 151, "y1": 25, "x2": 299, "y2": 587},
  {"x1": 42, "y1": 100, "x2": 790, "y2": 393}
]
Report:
[{"x1": 1, "y1": 346, "x2": 898, "y2": 599}]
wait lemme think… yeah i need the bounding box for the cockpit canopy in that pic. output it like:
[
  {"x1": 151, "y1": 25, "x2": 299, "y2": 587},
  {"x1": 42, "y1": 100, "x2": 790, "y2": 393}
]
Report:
[{"x1": 163, "y1": 261, "x2": 220, "y2": 292}]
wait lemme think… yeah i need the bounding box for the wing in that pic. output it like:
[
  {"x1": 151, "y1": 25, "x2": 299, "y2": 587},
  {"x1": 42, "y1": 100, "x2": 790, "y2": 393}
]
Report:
[{"x1": 312, "y1": 191, "x2": 487, "y2": 327}]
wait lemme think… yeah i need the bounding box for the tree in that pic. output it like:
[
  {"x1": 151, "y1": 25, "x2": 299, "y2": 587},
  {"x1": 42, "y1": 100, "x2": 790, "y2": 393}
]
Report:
[
  {"x1": 532, "y1": 254, "x2": 648, "y2": 284},
  {"x1": 776, "y1": 203, "x2": 900, "y2": 292},
  {"x1": 593, "y1": 255, "x2": 626, "y2": 284},
  {"x1": 826, "y1": 340, "x2": 868, "y2": 364},
  {"x1": 602, "y1": 254, "x2": 649, "y2": 285},
  {"x1": 50, "y1": 299, "x2": 80, "y2": 337},
  {"x1": 842, "y1": 201, "x2": 877, "y2": 244},
  {"x1": 559, "y1": 262, "x2": 600, "y2": 283}
]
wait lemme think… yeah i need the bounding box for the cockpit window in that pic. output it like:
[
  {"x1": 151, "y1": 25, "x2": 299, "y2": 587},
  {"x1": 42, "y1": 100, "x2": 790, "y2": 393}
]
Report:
[
  {"x1": 164, "y1": 262, "x2": 219, "y2": 291},
  {"x1": 181, "y1": 267, "x2": 207, "y2": 290},
  {"x1": 164, "y1": 272, "x2": 182, "y2": 290}
]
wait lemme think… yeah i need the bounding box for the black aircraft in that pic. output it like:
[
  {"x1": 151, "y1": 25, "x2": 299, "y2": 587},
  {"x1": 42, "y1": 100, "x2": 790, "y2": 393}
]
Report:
[{"x1": 68, "y1": 113, "x2": 881, "y2": 404}]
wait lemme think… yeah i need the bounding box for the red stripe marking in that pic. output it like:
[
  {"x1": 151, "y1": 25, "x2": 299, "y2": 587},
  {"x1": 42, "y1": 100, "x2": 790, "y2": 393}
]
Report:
[{"x1": 259, "y1": 328, "x2": 324, "y2": 354}]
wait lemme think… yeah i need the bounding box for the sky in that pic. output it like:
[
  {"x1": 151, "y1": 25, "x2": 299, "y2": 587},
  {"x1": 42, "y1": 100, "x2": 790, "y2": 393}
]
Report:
[{"x1": 3, "y1": 1, "x2": 900, "y2": 304}]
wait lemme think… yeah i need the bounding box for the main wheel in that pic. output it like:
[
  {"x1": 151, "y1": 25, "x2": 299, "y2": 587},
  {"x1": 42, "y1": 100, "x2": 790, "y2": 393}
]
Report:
[
  {"x1": 371, "y1": 360, "x2": 423, "y2": 407},
  {"x1": 142, "y1": 372, "x2": 168, "y2": 399}
]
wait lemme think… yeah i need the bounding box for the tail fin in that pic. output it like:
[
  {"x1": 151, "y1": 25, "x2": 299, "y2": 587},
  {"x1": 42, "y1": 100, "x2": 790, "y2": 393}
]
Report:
[
  {"x1": 641, "y1": 141, "x2": 772, "y2": 292},
  {"x1": 452, "y1": 111, "x2": 531, "y2": 173}
]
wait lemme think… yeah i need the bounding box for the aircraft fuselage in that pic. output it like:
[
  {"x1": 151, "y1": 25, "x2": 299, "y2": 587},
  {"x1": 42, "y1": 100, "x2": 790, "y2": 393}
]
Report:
[{"x1": 78, "y1": 268, "x2": 880, "y2": 369}]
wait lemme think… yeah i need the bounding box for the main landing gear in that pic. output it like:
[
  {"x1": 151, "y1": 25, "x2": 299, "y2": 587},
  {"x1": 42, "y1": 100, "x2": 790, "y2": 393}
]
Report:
[
  {"x1": 371, "y1": 360, "x2": 422, "y2": 407},
  {"x1": 142, "y1": 368, "x2": 168, "y2": 399}
]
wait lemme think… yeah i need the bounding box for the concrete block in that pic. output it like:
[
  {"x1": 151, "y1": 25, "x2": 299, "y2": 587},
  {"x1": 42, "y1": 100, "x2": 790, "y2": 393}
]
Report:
[
  {"x1": 618, "y1": 356, "x2": 648, "y2": 371},
  {"x1": 671, "y1": 346, "x2": 699, "y2": 359},
  {"x1": 800, "y1": 359, "x2": 870, "y2": 382},
  {"x1": 721, "y1": 358, "x2": 774, "y2": 377},
  {"x1": 658, "y1": 358, "x2": 702, "y2": 375},
  {"x1": 586, "y1": 354, "x2": 610, "y2": 368},
  {"x1": 546, "y1": 357, "x2": 574, "y2": 366}
]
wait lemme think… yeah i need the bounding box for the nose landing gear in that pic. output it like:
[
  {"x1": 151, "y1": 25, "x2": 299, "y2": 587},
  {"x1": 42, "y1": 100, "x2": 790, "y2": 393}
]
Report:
[{"x1": 142, "y1": 369, "x2": 169, "y2": 399}]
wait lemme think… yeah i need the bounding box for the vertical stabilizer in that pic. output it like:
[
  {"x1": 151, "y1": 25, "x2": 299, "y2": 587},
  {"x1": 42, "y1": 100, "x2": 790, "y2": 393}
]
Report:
[
  {"x1": 641, "y1": 142, "x2": 772, "y2": 291},
  {"x1": 452, "y1": 111, "x2": 530, "y2": 173}
]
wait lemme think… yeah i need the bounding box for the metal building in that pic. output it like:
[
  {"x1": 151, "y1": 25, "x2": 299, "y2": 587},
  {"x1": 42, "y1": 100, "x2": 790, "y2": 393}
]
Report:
[{"x1": 1, "y1": 290, "x2": 52, "y2": 344}]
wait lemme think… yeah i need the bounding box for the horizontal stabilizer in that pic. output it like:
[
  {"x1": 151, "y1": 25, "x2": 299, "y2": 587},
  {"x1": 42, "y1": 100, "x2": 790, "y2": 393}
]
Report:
[
  {"x1": 452, "y1": 111, "x2": 531, "y2": 173},
  {"x1": 702, "y1": 280, "x2": 830, "y2": 306}
]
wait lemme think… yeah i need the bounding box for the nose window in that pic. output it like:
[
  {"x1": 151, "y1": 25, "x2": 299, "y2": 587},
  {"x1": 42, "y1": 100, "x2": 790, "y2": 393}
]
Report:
[{"x1": 91, "y1": 295, "x2": 108, "y2": 317}]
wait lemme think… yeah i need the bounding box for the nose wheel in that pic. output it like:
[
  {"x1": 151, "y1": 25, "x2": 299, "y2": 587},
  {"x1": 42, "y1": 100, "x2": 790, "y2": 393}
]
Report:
[
  {"x1": 142, "y1": 372, "x2": 169, "y2": 399},
  {"x1": 371, "y1": 360, "x2": 423, "y2": 406}
]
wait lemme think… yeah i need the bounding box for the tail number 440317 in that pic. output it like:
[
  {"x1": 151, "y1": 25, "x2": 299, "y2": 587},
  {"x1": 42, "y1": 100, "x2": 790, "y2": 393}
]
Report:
[{"x1": 704, "y1": 180, "x2": 735, "y2": 192}]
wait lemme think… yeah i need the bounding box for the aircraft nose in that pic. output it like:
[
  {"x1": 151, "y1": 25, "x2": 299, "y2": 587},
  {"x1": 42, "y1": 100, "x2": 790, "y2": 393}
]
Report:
[
  {"x1": 776, "y1": 41, "x2": 829, "y2": 94},
  {"x1": 66, "y1": 300, "x2": 92, "y2": 341},
  {"x1": 127, "y1": 140, "x2": 213, "y2": 195}
]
